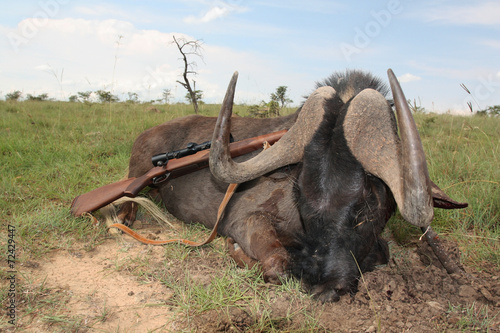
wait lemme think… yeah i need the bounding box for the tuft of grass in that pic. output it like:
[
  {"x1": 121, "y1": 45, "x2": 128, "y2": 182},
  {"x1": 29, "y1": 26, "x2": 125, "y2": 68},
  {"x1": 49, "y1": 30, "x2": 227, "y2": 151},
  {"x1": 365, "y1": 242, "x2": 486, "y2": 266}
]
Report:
[
  {"x1": 1, "y1": 273, "x2": 88, "y2": 332},
  {"x1": 164, "y1": 267, "x2": 255, "y2": 315},
  {"x1": 1, "y1": 99, "x2": 498, "y2": 331},
  {"x1": 156, "y1": 259, "x2": 324, "y2": 332},
  {"x1": 446, "y1": 302, "x2": 499, "y2": 332}
]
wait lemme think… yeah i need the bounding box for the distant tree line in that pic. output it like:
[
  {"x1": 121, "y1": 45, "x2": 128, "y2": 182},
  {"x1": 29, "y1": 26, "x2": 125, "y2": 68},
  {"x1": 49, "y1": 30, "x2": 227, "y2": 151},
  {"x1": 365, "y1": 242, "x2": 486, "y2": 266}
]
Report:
[
  {"x1": 4, "y1": 89, "x2": 186, "y2": 105},
  {"x1": 476, "y1": 105, "x2": 500, "y2": 117},
  {"x1": 4, "y1": 88, "x2": 498, "y2": 119},
  {"x1": 68, "y1": 90, "x2": 120, "y2": 104},
  {"x1": 5, "y1": 91, "x2": 51, "y2": 102}
]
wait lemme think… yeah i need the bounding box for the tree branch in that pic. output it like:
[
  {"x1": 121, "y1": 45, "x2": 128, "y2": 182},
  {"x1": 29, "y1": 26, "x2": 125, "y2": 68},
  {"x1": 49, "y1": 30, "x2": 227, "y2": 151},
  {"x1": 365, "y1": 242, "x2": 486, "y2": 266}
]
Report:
[{"x1": 172, "y1": 35, "x2": 204, "y2": 114}]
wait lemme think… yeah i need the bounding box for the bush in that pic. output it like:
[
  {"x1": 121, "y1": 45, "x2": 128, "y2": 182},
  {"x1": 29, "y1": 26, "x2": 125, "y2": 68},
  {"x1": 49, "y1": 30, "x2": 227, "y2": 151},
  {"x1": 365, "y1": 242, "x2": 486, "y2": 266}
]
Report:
[
  {"x1": 476, "y1": 105, "x2": 500, "y2": 117},
  {"x1": 27, "y1": 93, "x2": 49, "y2": 101},
  {"x1": 5, "y1": 90, "x2": 22, "y2": 101}
]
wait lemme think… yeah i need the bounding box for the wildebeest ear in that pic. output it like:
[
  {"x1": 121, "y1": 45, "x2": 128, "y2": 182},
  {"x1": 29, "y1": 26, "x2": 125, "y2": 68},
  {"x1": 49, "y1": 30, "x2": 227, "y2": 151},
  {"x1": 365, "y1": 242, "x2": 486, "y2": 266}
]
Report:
[
  {"x1": 430, "y1": 180, "x2": 468, "y2": 209},
  {"x1": 343, "y1": 70, "x2": 468, "y2": 227},
  {"x1": 342, "y1": 88, "x2": 432, "y2": 227},
  {"x1": 343, "y1": 71, "x2": 435, "y2": 228}
]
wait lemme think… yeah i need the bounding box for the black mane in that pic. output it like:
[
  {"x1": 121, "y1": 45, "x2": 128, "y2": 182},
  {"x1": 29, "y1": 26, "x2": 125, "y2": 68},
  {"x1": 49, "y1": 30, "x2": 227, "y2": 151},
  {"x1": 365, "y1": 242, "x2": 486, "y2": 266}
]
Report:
[{"x1": 315, "y1": 69, "x2": 390, "y2": 101}]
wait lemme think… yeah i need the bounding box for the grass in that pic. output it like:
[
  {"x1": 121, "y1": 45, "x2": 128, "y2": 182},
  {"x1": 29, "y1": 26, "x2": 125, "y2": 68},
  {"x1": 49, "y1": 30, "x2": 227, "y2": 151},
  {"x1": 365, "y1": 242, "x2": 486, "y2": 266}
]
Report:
[
  {"x1": 387, "y1": 112, "x2": 499, "y2": 269},
  {"x1": 446, "y1": 302, "x2": 498, "y2": 332},
  {"x1": 1, "y1": 100, "x2": 499, "y2": 331},
  {"x1": 2, "y1": 272, "x2": 86, "y2": 332},
  {"x1": 155, "y1": 258, "x2": 323, "y2": 332},
  {"x1": 125, "y1": 223, "x2": 323, "y2": 331},
  {"x1": 0, "y1": 101, "x2": 280, "y2": 260}
]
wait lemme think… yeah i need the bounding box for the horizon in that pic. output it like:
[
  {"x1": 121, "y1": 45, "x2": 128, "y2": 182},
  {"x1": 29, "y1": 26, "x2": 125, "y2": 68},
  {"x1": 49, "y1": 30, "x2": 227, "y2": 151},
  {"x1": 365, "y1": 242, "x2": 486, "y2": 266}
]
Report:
[{"x1": 1, "y1": 0, "x2": 499, "y2": 114}]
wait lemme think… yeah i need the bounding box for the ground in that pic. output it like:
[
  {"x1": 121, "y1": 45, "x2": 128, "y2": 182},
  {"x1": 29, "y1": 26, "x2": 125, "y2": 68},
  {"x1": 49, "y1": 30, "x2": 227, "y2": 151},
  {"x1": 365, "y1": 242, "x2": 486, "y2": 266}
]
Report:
[{"x1": 5, "y1": 218, "x2": 500, "y2": 332}]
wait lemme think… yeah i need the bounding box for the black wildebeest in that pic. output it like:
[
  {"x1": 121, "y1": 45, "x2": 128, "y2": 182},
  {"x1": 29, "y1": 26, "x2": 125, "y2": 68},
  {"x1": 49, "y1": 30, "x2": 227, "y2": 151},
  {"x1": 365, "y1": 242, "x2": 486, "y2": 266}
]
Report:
[{"x1": 117, "y1": 69, "x2": 467, "y2": 302}]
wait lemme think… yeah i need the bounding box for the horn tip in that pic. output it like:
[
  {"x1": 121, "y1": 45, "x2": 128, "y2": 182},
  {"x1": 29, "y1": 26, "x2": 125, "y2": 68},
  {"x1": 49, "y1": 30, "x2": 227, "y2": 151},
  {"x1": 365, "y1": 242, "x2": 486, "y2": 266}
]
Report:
[{"x1": 387, "y1": 68, "x2": 396, "y2": 81}]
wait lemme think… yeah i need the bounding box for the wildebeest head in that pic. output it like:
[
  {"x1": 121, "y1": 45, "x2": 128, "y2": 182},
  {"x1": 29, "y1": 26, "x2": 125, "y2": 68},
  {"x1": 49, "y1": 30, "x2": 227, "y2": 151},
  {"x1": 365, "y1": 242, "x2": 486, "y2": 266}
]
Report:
[{"x1": 209, "y1": 69, "x2": 465, "y2": 301}]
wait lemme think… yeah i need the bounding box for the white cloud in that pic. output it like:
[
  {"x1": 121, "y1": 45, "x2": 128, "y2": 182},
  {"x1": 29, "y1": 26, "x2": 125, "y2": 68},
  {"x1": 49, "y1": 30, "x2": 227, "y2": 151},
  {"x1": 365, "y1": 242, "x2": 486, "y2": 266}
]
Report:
[
  {"x1": 398, "y1": 73, "x2": 421, "y2": 83},
  {"x1": 0, "y1": 17, "x2": 295, "y2": 104},
  {"x1": 183, "y1": 3, "x2": 248, "y2": 24},
  {"x1": 186, "y1": 6, "x2": 229, "y2": 23},
  {"x1": 256, "y1": 1, "x2": 345, "y2": 15},
  {"x1": 73, "y1": 4, "x2": 140, "y2": 23},
  {"x1": 425, "y1": 2, "x2": 500, "y2": 27},
  {"x1": 75, "y1": 5, "x2": 118, "y2": 16},
  {"x1": 34, "y1": 64, "x2": 52, "y2": 71},
  {"x1": 481, "y1": 39, "x2": 500, "y2": 50}
]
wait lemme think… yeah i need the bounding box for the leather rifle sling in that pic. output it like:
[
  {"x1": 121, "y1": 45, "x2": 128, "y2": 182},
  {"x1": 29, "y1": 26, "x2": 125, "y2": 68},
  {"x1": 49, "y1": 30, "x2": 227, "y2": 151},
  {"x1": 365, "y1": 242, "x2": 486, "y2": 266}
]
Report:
[
  {"x1": 106, "y1": 139, "x2": 275, "y2": 246},
  {"x1": 107, "y1": 183, "x2": 239, "y2": 246}
]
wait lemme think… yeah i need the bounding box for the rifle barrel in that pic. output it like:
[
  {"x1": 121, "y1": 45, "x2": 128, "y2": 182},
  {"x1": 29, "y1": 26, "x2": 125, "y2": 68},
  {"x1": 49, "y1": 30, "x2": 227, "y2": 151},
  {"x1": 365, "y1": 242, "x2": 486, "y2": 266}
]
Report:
[{"x1": 70, "y1": 129, "x2": 287, "y2": 216}]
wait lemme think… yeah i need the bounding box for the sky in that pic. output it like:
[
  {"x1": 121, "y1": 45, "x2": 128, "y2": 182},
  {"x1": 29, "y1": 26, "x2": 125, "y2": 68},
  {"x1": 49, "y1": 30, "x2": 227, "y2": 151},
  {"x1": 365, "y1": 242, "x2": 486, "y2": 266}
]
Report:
[{"x1": 1, "y1": 0, "x2": 499, "y2": 114}]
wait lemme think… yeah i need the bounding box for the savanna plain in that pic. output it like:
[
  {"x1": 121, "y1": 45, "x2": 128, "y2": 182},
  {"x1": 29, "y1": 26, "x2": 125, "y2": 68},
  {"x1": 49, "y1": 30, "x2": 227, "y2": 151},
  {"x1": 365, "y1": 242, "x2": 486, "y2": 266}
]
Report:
[{"x1": 0, "y1": 100, "x2": 499, "y2": 332}]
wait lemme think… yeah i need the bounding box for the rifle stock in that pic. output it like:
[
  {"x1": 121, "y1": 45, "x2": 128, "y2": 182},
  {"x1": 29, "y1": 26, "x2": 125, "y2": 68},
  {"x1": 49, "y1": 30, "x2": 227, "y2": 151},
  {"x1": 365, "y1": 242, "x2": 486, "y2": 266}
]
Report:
[{"x1": 70, "y1": 129, "x2": 287, "y2": 217}]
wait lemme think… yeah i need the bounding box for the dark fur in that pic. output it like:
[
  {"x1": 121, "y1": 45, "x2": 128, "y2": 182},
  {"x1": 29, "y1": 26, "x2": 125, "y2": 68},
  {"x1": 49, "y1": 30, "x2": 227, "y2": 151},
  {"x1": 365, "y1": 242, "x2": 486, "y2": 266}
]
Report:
[
  {"x1": 120, "y1": 70, "x2": 429, "y2": 302},
  {"x1": 315, "y1": 69, "x2": 390, "y2": 102},
  {"x1": 286, "y1": 73, "x2": 395, "y2": 301}
]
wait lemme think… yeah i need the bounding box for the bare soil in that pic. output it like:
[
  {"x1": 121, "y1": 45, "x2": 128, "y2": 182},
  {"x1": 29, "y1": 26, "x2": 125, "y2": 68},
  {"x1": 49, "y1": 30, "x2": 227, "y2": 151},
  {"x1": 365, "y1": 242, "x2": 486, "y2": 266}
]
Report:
[{"x1": 9, "y1": 220, "x2": 500, "y2": 332}]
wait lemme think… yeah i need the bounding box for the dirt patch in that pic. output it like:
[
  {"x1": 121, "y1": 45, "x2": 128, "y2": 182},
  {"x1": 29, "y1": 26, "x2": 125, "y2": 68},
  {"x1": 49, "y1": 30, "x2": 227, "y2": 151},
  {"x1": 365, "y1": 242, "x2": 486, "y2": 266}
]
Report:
[
  {"x1": 15, "y1": 238, "x2": 174, "y2": 332},
  {"x1": 10, "y1": 222, "x2": 500, "y2": 332}
]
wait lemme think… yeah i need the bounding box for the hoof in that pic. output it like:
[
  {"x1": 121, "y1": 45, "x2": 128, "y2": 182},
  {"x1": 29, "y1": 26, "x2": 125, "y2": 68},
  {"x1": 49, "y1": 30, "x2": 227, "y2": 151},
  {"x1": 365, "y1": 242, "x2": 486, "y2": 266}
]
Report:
[
  {"x1": 261, "y1": 252, "x2": 289, "y2": 285},
  {"x1": 227, "y1": 238, "x2": 258, "y2": 269}
]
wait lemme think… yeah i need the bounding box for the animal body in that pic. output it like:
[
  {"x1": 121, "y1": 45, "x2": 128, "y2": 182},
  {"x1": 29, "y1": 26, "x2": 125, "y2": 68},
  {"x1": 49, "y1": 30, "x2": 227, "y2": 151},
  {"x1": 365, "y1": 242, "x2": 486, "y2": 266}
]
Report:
[{"x1": 117, "y1": 69, "x2": 466, "y2": 302}]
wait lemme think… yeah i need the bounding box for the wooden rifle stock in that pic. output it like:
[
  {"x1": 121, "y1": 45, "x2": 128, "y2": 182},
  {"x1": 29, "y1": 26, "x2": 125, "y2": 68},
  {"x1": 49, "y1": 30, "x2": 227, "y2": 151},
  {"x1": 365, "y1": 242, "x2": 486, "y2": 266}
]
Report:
[{"x1": 70, "y1": 129, "x2": 287, "y2": 217}]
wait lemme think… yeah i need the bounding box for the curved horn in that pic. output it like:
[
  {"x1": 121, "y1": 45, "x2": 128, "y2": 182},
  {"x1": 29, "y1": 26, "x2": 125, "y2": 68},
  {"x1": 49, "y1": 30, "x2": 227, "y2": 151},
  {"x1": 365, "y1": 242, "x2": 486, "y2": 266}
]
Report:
[
  {"x1": 210, "y1": 73, "x2": 336, "y2": 184},
  {"x1": 343, "y1": 69, "x2": 433, "y2": 227},
  {"x1": 388, "y1": 68, "x2": 433, "y2": 226}
]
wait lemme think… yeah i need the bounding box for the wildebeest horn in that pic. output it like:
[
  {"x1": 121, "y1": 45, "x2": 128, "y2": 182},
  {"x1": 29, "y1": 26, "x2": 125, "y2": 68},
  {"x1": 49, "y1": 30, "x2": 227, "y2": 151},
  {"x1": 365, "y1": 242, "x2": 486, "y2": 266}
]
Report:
[
  {"x1": 388, "y1": 69, "x2": 434, "y2": 226},
  {"x1": 210, "y1": 72, "x2": 336, "y2": 184},
  {"x1": 343, "y1": 69, "x2": 433, "y2": 227}
]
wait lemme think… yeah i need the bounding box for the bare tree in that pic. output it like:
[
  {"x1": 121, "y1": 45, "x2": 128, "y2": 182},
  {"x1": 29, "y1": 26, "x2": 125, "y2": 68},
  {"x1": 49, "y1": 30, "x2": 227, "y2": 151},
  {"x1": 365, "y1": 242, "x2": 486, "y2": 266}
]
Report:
[{"x1": 172, "y1": 36, "x2": 204, "y2": 114}]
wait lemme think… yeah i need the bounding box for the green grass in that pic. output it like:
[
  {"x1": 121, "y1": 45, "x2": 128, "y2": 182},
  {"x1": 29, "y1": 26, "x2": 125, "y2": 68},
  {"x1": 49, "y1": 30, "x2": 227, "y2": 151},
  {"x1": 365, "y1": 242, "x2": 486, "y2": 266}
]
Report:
[
  {"x1": 0, "y1": 101, "x2": 290, "y2": 259},
  {"x1": 154, "y1": 245, "x2": 323, "y2": 332},
  {"x1": 387, "y1": 112, "x2": 499, "y2": 269},
  {"x1": 446, "y1": 302, "x2": 498, "y2": 332},
  {"x1": 0, "y1": 100, "x2": 498, "y2": 331}
]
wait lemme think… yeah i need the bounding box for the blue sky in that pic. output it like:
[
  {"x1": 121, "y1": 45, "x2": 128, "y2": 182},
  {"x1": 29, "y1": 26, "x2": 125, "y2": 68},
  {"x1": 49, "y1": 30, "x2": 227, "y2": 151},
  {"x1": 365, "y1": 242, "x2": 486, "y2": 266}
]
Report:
[{"x1": 1, "y1": 0, "x2": 499, "y2": 113}]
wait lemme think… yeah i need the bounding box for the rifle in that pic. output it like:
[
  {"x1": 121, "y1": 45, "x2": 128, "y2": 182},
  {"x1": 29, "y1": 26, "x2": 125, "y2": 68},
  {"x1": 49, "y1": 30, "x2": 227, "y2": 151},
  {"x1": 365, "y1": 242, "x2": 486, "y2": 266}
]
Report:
[{"x1": 70, "y1": 129, "x2": 287, "y2": 217}]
